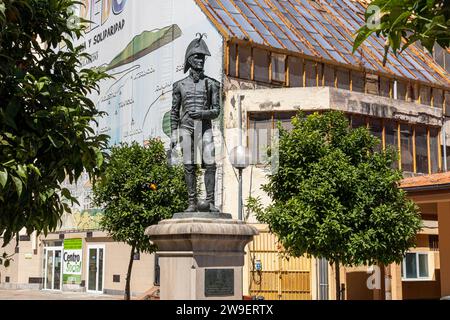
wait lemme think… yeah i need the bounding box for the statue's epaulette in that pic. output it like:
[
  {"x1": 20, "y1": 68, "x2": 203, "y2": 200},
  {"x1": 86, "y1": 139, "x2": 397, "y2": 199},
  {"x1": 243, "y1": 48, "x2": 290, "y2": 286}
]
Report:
[
  {"x1": 173, "y1": 76, "x2": 189, "y2": 89},
  {"x1": 205, "y1": 76, "x2": 220, "y2": 87}
]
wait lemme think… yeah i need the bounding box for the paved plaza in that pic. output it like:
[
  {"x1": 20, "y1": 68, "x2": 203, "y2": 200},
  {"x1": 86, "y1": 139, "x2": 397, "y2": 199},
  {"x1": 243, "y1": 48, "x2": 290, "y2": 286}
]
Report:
[{"x1": 0, "y1": 289, "x2": 122, "y2": 300}]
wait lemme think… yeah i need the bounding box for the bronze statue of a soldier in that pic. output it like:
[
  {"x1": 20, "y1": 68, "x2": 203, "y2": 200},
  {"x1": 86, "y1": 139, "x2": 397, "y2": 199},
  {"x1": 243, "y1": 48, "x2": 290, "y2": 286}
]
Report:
[{"x1": 171, "y1": 34, "x2": 220, "y2": 213}]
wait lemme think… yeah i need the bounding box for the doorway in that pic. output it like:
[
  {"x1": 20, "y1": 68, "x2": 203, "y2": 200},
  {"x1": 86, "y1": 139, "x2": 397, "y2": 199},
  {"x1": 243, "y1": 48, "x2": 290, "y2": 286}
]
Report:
[
  {"x1": 86, "y1": 245, "x2": 105, "y2": 293},
  {"x1": 43, "y1": 247, "x2": 63, "y2": 290}
]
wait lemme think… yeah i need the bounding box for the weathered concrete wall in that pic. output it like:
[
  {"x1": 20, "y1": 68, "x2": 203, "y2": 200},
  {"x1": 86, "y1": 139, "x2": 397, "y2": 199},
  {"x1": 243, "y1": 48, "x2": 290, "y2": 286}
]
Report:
[
  {"x1": 224, "y1": 87, "x2": 442, "y2": 126},
  {"x1": 221, "y1": 86, "x2": 444, "y2": 220}
]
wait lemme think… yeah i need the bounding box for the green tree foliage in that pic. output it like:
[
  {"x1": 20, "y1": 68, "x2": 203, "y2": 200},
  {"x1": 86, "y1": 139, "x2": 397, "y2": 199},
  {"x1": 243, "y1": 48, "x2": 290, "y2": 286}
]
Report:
[
  {"x1": 353, "y1": 0, "x2": 449, "y2": 64},
  {"x1": 93, "y1": 139, "x2": 187, "y2": 300},
  {"x1": 247, "y1": 111, "x2": 422, "y2": 298},
  {"x1": 0, "y1": 0, "x2": 109, "y2": 245}
]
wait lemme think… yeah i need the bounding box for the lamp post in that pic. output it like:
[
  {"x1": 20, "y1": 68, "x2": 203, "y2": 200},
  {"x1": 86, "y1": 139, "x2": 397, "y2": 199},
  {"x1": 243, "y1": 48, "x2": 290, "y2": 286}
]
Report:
[{"x1": 229, "y1": 145, "x2": 250, "y2": 221}]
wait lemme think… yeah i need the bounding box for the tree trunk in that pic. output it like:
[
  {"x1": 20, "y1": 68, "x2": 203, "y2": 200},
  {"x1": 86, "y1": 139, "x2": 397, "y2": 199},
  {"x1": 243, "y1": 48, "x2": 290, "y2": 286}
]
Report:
[
  {"x1": 124, "y1": 245, "x2": 136, "y2": 300},
  {"x1": 335, "y1": 259, "x2": 341, "y2": 301}
]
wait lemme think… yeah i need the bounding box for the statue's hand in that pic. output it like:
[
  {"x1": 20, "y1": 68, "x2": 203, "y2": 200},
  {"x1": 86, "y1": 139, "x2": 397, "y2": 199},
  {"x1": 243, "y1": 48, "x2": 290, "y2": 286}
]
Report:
[
  {"x1": 189, "y1": 110, "x2": 202, "y2": 119},
  {"x1": 170, "y1": 131, "x2": 178, "y2": 150}
]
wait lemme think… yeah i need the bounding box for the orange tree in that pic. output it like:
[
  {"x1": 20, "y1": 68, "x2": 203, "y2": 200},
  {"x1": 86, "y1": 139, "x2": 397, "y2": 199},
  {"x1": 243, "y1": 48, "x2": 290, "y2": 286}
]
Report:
[
  {"x1": 248, "y1": 111, "x2": 421, "y2": 300},
  {"x1": 0, "y1": 0, "x2": 108, "y2": 246},
  {"x1": 93, "y1": 139, "x2": 187, "y2": 300}
]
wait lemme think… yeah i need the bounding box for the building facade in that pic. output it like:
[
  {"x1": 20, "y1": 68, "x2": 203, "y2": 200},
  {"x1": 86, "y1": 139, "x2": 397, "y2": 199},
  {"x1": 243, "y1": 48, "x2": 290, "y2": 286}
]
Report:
[{"x1": 1, "y1": 0, "x2": 450, "y2": 299}]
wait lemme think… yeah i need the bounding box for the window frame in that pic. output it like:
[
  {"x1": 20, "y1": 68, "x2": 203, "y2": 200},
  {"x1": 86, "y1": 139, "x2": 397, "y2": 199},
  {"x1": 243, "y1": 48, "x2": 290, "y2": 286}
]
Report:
[{"x1": 401, "y1": 252, "x2": 432, "y2": 281}]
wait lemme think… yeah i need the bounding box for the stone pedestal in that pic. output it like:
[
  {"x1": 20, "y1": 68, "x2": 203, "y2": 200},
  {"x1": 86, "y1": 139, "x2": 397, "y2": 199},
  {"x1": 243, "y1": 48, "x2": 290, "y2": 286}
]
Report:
[{"x1": 145, "y1": 215, "x2": 258, "y2": 300}]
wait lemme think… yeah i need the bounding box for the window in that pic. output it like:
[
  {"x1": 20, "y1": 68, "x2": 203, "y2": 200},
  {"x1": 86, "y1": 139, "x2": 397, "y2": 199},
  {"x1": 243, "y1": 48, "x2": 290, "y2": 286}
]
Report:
[
  {"x1": 402, "y1": 252, "x2": 430, "y2": 280},
  {"x1": 249, "y1": 113, "x2": 272, "y2": 164},
  {"x1": 324, "y1": 64, "x2": 335, "y2": 88},
  {"x1": 248, "y1": 112, "x2": 297, "y2": 164},
  {"x1": 408, "y1": 83, "x2": 419, "y2": 103},
  {"x1": 271, "y1": 53, "x2": 286, "y2": 83},
  {"x1": 420, "y1": 85, "x2": 431, "y2": 105},
  {"x1": 336, "y1": 68, "x2": 350, "y2": 90},
  {"x1": 253, "y1": 48, "x2": 269, "y2": 82},
  {"x1": 317, "y1": 63, "x2": 323, "y2": 86},
  {"x1": 351, "y1": 71, "x2": 364, "y2": 93},
  {"x1": 433, "y1": 89, "x2": 444, "y2": 109},
  {"x1": 415, "y1": 126, "x2": 428, "y2": 174},
  {"x1": 385, "y1": 120, "x2": 399, "y2": 168},
  {"x1": 380, "y1": 77, "x2": 390, "y2": 98},
  {"x1": 304, "y1": 60, "x2": 317, "y2": 87},
  {"x1": 288, "y1": 56, "x2": 303, "y2": 87},
  {"x1": 238, "y1": 45, "x2": 251, "y2": 80},
  {"x1": 368, "y1": 118, "x2": 382, "y2": 150},
  {"x1": 445, "y1": 91, "x2": 450, "y2": 116},
  {"x1": 228, "y1": 43, "x2": 237, "y2": 77},
  {"x1": 351, "y1": 114, "x2": 366, "y2": 129},
  {"x1": 274, "y1": 112, "x2": 296, "y2": 131},
  {"x1": 430, "y1": 128, "x2": 440, "y2": 173},
  {"x1": 396, "y1": 81, "x2": 407, "y2": 100},
  {"x1": 400, "y1": 124, "x2": 413, "y2": 172},
  {"x1": 429, "y1": 235, "x2": 439, "y2": 251}
]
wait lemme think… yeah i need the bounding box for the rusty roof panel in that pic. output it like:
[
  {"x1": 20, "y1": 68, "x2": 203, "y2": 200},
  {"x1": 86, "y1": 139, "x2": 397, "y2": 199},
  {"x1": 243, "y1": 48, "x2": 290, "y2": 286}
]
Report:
[{"x1": 198, "y1": 0, "x2": 450, "y2": 88}]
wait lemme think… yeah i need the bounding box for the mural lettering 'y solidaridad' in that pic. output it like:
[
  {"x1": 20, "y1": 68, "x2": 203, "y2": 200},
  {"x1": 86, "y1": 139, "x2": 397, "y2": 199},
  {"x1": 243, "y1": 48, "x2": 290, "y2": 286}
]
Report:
[{"x1": 74, "y1": 0, "x2": 223, "y2": 147}]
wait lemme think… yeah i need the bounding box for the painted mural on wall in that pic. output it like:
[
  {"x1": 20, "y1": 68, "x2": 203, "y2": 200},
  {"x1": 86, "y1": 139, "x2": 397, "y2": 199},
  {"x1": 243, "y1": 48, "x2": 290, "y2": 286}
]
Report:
[
  {"x1": 73, "y1": 0, "x2": 223, "y2": 146},
  {"x1": 58, "y1": 0, "x2": 224, "y2": 229}
]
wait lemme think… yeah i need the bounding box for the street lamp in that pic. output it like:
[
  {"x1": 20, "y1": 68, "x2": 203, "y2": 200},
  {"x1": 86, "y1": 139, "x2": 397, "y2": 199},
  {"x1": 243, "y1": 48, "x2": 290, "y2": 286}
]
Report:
[{"x1": 229, "y1": 145, "x2": 250, "y2": 221}]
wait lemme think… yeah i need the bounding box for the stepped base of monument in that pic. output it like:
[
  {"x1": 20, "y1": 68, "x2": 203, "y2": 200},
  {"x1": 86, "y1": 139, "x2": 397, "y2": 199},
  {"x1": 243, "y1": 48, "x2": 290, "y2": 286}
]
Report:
[{"x1": 172, "y1": 211, "x2": 232, "y2": 219}]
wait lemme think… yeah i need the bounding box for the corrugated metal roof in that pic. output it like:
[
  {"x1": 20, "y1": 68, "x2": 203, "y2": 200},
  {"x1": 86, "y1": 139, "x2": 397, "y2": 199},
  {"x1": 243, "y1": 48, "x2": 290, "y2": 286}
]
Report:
[{"x1": 197, "y1": 0, "x2": 450, "y2": 89}]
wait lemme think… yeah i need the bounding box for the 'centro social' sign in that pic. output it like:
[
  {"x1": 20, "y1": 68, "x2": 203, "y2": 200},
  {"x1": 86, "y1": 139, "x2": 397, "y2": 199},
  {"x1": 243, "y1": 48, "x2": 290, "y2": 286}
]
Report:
[{"x1": 63, "y1": 239, "x2": 83, "y2": 285}]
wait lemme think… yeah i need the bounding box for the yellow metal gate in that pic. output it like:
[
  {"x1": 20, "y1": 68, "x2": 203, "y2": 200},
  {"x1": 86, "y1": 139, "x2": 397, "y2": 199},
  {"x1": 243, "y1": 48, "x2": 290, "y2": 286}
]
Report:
[{"x1": 248, "y1": 228, "x2": 311, "y2": 300}]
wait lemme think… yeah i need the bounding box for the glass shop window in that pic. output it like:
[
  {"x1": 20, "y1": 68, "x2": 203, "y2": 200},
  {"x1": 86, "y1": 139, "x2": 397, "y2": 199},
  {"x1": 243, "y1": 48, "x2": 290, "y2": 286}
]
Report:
[
  {"x1": 271, "y1": 53, "x2": 286, "y2": 83},
  {"x1": 415, "y1": 126, "x2": 428, "y2": 174},
  {"x1": 288, "y1": 56, "x2": 303, "y2": 87},
  {"x1": 229, "y1": 43, "x2": 237, "y2": 77},
  {"x1": 396, "y1": 81, "x2": 407, "y2": 100},
  {"x1": 253, "y1": 48, "x2": 269, "y2": 83},
  {"x1": 400, "y1": 124, "x2": 413, "y2": 172},
  {"x1": 433, "y1": 89, "x2": 444, "y2": 109},
  {"x1": 380, "y1": 77, "x2": 390, "y2": 98},
  {"x1": 248, "y1": 113, "x2": 272, "y2": 165},
  {"x1": 304, "y1": 60, "x2": 317, "y2": 87},
  {"x1": 324, "y1": 64, "x2": 335, "y2": 88},
  {"x1": 350, "y1": 114, "x2": 366, "y2": 129},
  {"x1": 351, "y1": 71, "x2": 365, "y2": 93},
  {"x1": 238, "y1": 45, "x2": 252, "y2": 80},
  {"x1": 336, "y1": 68, "x2": 350, "y2": 90},
  {"x1": 420, "y1": 85, "x2": 431, "y2": 105},
  {"x1": 385, "y1": 120, "x2": 399, "y2": 168},
  {"x1": 430, "y1": 128, "x2": 440, "y2": 173}
]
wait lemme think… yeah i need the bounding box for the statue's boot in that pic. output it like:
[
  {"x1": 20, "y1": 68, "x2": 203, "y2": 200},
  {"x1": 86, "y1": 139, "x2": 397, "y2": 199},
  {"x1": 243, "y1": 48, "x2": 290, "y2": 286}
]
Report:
[
  {"x1": 205, "y1": 166, "x2": 220, "y2": 212},
  {"x1": 185, "y1": 165, "x2": 197, "y2": 212}
]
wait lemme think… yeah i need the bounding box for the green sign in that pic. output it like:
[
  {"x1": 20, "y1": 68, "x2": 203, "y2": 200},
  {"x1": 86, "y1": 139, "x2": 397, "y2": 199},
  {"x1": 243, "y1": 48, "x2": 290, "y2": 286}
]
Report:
[{"x1": 63, "y1": 239, "x2": 82, "y2": 284}]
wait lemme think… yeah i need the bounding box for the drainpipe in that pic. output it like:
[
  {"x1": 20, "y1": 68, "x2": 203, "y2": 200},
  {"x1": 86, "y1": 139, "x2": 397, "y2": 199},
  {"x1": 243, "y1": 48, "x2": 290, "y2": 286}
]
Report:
[{"x1": 443, "y1": 117, "x2": 447, "y2": 172}]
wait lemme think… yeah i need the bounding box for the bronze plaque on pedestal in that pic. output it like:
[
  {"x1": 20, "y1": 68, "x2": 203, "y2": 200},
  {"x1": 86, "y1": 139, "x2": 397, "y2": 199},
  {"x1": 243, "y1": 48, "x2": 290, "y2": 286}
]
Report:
[{"x1": 205, "y1": 269, "x2": 234, "y2": 297}]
